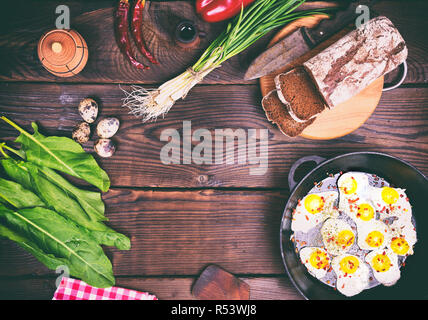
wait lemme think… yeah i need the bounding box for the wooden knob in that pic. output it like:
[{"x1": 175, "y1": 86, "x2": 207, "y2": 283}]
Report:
[
  {"x1": 51, "y1": 42, "x2": 63, "y2": 53},
  {"x1": 37, "y1": 29, "x2": 88, "y2": 77}
]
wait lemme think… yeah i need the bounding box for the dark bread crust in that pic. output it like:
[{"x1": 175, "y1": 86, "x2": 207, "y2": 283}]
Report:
[
  {"x1": 261, "y1": 90, "x2": 315, "y2": 137},
  {"x1": 303, "y1": 16, "x2": 408, "y2": 108}
]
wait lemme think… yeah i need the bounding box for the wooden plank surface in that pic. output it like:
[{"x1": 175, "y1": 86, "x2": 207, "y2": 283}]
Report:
[
  {"x1": 0, "y1": 1, "x2": 426, "y2": 85},
  {"x1": 0, "y1": 82, "x2": 427, "y2": 188},
  {"x1": 0, "y1": 276, "x2": 303, "y2": 300},
  {"x1": 0, "y1": 0, "x2": 427, "y2": 301},
  {"x1": 0, "y1": 189, "x2": 288, "y2": 277}
]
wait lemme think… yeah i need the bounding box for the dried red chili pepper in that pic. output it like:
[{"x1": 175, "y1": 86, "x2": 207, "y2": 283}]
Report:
[
  {"x1": 115, "y1": 0, "x2": 148, "y2": 70},
  {"x1": 132, "y1": 0, "x2": 158, "y2": 64}
]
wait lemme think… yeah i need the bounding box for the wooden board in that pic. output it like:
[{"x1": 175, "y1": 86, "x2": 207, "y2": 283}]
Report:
[
  {"x1": 192, "y1": 265, "x2": 250, "y2": 300},
  {"x1": 260, "y1": 15, "x2": 384, "y2": 140}
]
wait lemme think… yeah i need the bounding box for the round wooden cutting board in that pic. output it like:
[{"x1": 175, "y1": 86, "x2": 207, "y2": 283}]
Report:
[{"x1": 260, "y1": 15, "x2": 384, "y2": 140}]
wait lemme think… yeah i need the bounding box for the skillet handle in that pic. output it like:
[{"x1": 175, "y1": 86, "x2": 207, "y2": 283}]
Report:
[
  {"x1": 288, "y1": 155, "x2": 326, "y2": 191},
  {"x1": 382, "y1": 60, "x2": 407, "y2": 92}
]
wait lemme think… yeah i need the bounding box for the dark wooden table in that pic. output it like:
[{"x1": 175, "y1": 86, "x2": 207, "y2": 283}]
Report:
[{"x1": 0, "y1": 0, "x2": 427, "y2": 300}]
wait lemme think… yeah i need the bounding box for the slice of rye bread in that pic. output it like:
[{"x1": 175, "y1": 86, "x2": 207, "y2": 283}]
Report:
[
  {"x1": 261, "y1": 89, "x2": 315, "y2": 137},
  {"x1": 274, "y1": 67, "x2": 326, "y2": 123}
]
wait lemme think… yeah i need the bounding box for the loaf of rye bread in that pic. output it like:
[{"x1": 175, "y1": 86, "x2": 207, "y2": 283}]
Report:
[
  {"x1": 262, "y1": 90, "x2": 315, "y2": 137},
  {"x1": 274, "y1": 67, "x2": 326, "y2": 122},
  {"x1": 303, "y1": 16, "x2": 408, "y2": 109}
]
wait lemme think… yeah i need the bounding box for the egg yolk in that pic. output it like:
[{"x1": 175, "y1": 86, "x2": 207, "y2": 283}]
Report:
[
  {"x1": 371, "y1": 254, "x2": 391, "y2": 272},
  {"x1": 391, "y1": 237, "x2": 410, "y2": 255},
  {"x1": 337, "y1": 230, "x2": 355, "y2": 248},
  {"x1": 357, "y1": 203, "x2": 375, "y2": 221},
  {"x1": 309, "y1": 250, "x2": 329, "y2": 270},
  {"x1": 339, "y1": 256, "x2": 360, "y2": 274},
  {"x1": 381, "y1": 187, "x2": 399, "y2": 205},
  {"x1": 304, "y1": 194, "x2": 324, "y2": 214},
  {"x1": 339, "y1": 177, "x2": 358, "y2": 195},
  {"x1": 365, "y1": 231, "x2": 384, "y2": 248}
]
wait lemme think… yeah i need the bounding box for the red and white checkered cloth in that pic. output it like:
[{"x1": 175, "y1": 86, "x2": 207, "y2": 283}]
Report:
[{"x1": 53, "y1": 277, "x2": 157, "y2": 300}]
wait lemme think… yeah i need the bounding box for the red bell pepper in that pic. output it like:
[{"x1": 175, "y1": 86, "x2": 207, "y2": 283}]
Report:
[{"x1": 196, "y1": 0, "x2": 256, "y2": 23}]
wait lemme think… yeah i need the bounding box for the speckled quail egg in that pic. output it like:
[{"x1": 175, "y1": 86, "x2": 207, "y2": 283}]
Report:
[
  {"x1": 78, "y1": 98, "x2": 98, "y2": 123},
  {"x1": 94, "y1": 139, "x2": 116, "y2": 158},
  {"x1": 72, "y1": 122, "x2": 91, "y2": 144},
  {"x1": 96, "y1": 118, "x2": 120, "y2": 139}
]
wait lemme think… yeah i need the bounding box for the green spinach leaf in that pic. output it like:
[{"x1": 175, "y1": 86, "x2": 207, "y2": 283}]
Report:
[
  {"x1": 2, "y1": 158, "x2": 106, "y2": 222},
  {"x1": 37, "y1": 165, "x2": 107, "y2": 222},
  {"x1": 2, "y1": 117, "x2": 110, "y2": 192},
  {"x1": 0, "y1": 177, "x2": 45, "y2": 209},
  {"x1": 0, "y1": 205, "x2": 115, "y2": 288},
  {"x1": 1, "y1": 158, "x2": 34, "y2": 191},
  {"x1": 0, "y1": 224, "x2": 66, "y2": 270},
  {"x1": 1, "y1": 159, "x2": 129, "y2": 250},
  {"x1": 25, "y1": 163, "x2": 130, "y2": 250}
]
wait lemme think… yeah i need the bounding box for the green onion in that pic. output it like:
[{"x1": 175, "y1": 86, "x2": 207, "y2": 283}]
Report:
[{"x1": 122, "y1": 0, "x2": 329, "y2": 122}]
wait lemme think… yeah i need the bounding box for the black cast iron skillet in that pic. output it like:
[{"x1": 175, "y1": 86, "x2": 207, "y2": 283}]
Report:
[{"x1": 280, "y1": 152, "x2": 428, "y2": 300}]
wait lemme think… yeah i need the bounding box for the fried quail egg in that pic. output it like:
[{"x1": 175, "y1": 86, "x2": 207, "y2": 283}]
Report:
[
  {"x1": 389, "y1": 219, "x2": 417, "y2": 256},
  {"x1": 321, "y1": 218, "x2": 355, "y2": 256},
  {"x1": 357, "y1": 220, "x2": 391, "y2": 251},
  {"x1": 343, "y1": 198, "x2": 376, "y2": 224},
  {"x1": 299, "y1": 247, "x2": 331, "y2": 279},
  {"x1": 337, "y1": 172, "x2": 371, "y2": 211},
  {"x1": 337, "y1": 172, "x2": 370, "y2": 197},
  {"x1": 332, "y1": 254, "x2": 370, "y2": 297},
  {"x1": 365, "y1": 249, "x2": 400, "y2": 286},
  {"x1": 291, "y1": 191, "x2": 339, "y2": 233},
  {"x1": 371, "y1": 187, "x2": 412, "y2": 221}
]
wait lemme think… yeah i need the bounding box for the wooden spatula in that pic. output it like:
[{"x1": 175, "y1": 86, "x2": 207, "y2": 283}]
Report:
[{"x1": 192, "y1": 265, "x2": 250, "y2": 300}]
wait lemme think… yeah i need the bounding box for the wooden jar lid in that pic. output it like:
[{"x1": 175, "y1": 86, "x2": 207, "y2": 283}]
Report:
[{"x1": 37, "y1": 29, "x2": 88, "y2": 77}]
